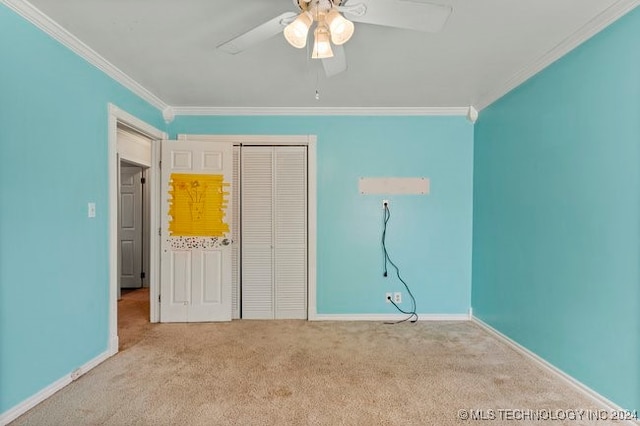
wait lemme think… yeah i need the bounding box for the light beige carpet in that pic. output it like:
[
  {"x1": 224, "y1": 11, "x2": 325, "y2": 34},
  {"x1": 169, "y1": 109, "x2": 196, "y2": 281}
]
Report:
[{"x1": 11, "y1": 320, "x2": 612, "y2": 426}]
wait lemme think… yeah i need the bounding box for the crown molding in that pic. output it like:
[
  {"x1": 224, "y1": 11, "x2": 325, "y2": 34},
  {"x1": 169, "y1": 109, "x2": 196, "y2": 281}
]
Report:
[
  {"x1": 171, "y1": 106, "x2": 470, "y2": 116},
  {"x1": 2, "y1": 0, "x2": 168, "y2": 112},
  {"x1": 476, "y1": 0, "x2": 640, "y2": 111}
]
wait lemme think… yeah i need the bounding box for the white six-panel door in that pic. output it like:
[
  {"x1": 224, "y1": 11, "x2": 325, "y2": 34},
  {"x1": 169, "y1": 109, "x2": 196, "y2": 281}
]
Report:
[
  {"x1": 160, "y1": 140, "x2": 233, "y2": 322},
  {"x1": 119, "y1": 165, "x2": 143, "y2": 289}
]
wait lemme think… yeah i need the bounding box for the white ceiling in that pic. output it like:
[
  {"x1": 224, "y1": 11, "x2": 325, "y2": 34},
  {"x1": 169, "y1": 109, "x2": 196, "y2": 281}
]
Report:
[{"x1": 13, "y1": 0, "x2": 639, "y2": 111}]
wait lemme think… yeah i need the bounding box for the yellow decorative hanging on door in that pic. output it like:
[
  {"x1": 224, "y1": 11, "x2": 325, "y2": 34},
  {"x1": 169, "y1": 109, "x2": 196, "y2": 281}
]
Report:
[{"x1": 168, "y1": 173, "x2": 230, "y2": 237}]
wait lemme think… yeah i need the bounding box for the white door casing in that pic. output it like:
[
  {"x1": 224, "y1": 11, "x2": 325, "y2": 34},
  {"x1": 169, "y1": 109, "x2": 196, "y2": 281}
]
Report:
[
  {"x1": 160, "y1": 140, "x2": 233, "y2": 322},
  {"x1": 109, "y1": 104, "x2": 166, "y2": 355},
  {"x1": 119, "y1": 165, "x2": 143, "y2": 289}
]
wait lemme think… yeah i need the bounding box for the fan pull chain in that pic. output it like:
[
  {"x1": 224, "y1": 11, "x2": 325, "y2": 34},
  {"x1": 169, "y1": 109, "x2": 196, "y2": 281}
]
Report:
[{"x1": 314, "y1": 2, "x2": 320, "y2": 100}]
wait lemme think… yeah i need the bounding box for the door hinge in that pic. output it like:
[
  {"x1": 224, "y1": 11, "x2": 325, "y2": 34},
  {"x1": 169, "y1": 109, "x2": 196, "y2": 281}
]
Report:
[
  {"x1": 158, "y1": 294, "x2": 161, "y2": 303},
  {"x1": 141, "y1": 177, "x2": 146, "y2": 184},
  {"x1": 140, "y1": 271, "x2": 146, "y2": 279},
  {"x1": 158, "y1": 227, "x2": 161, "y2": 236},
  {"x1": 159, "y1": 160, "x2": 162, "y2": 169}
]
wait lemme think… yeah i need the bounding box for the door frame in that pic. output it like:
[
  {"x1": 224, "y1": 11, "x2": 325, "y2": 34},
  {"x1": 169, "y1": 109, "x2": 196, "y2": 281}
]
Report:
[
  {"x1": 177, "y1": 134, "x2": 318, "y2": 319},
  {"x1": 108, "y1": 104, "x2": 167, "y2": 354}
]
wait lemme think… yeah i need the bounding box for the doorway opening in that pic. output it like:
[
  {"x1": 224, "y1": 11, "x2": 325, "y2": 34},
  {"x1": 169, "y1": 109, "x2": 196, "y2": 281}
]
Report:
[
  {"x1": 117, "y1": 159, "x2": 151, "y2": 350},
  {"x1": 108, "y1": 104, "x2": 167, "y2": 355}
]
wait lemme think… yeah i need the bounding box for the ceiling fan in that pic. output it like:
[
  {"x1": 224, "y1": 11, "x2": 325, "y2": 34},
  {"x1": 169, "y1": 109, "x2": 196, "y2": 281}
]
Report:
[{"x1": 217, "y1": 0, "x2": 452, "y2": 77}]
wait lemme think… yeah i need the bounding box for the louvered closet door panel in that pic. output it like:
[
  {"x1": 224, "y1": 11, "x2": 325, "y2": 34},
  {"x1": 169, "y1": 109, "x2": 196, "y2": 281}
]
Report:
[
  {"x1": 241, "y1": 147, "x2": 274, "y2": 319},
  {"x1": 274, "y1": 147, "x2": 307, "y2": 319},
  {"x1": 231, "y1": 146, "x2": 241, "y2": 319}
]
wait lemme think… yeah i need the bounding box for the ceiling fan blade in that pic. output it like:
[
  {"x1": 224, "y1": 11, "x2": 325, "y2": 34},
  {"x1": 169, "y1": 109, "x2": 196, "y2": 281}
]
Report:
[
  {"x1": 217, "y1": 12, "x2": 298, "y2": 54},
  {"x1": 322, "y1": 45, "x2": 347, "y2": 77},
  {"x1": 343, "y1": 0, "x2": 452, "y2": 33}
]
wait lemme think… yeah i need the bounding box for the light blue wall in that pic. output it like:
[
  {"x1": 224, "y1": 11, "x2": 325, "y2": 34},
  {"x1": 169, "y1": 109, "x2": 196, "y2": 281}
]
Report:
[
  {"x1": 472, "y1": 6, "x2": 640, "y2": 411},
  {"x1": 169, "y1": 116, "x2": 474, "y2": 315},
  {"x1": 0, "y1": 5, "x2": 165, "y2": 413}
]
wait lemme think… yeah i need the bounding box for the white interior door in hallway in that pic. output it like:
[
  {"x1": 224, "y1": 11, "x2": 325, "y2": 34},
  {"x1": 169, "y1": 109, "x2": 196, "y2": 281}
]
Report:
[
  {"x1": 119, "y1": 164, "x2": 144, "y2": 289},
  {"x1": 160, "y1": 140, "x2": 233, "y2": 322},
  {"x1": 116, "y1": 124, "x2": 153, "y2": 302}
]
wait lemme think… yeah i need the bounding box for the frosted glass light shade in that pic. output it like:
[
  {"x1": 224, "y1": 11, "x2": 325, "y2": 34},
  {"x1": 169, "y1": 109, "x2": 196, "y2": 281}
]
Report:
[
  {"x1": 325, "y1": 10, "x2": 354, "y2": 45},
  {"x1": 284, "y1": 12, "x2": 312, "y2": 48},
  {"x1": 311, "y1": 26, "x2": 334, "y2": 59}
]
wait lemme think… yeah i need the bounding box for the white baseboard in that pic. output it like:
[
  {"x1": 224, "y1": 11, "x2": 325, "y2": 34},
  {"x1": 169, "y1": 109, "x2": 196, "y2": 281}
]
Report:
[
  {"x1": 0, "y1": 349, "x2": 113, "y2": 426},
  {"x1": 109, "y1": 335, "x2": 119, "y2": 355},
  {"x1": 310, "y1": 313, "x2": 470, "y2": 321},
  {"x1": 472, "y1": 317, "x2": 640, "y2": 425}
]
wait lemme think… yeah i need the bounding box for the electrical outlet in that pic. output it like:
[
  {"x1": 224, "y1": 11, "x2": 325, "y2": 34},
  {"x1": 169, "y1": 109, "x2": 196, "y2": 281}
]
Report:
[
  {"x1": 71, "y1": 368, "x2": 82, "y2": 381},
  {"x1": 393, "y1": 292, "x2": 402, "y2": 304},
  {"x1": 382, "y1": 199, "x2": 389, "y2": 209},
  {"x1": 385, "y1": 292, "x2": 392, "y2": 303}
]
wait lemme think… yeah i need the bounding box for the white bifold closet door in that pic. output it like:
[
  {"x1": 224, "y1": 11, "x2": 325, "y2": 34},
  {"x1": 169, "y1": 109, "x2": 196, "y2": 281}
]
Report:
[
  {"x1": 241, "y1": 146, "x2": 307, "y2": 319},
  {"x1": 231, "y1": 147, "x2": 241, "y2": 319}
]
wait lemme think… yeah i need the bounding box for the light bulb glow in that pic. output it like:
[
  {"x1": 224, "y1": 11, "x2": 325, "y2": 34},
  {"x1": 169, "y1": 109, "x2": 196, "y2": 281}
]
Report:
[
  {"x1": 311, "y1": 25, "x2": 334, "y2": 59},
  {"x1": 325, "y1": 9, "x2": 354, "y2": 45},
  {"x1": 283, "y1": 12, "x2": 312, "y2": 49}
]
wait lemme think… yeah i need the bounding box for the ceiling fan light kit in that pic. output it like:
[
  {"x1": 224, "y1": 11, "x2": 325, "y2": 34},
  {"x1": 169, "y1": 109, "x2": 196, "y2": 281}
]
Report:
[
  {"x1": 217, "y1": 0, "x2": 453, "y2": 77},
  {"x1": 285, "y1": 0, "x2": 354, "y2": 57}
]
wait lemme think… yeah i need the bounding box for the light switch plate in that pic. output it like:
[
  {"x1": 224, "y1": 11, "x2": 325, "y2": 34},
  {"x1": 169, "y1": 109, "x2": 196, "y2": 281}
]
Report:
[{"x1": 88, "y1": 202, "x2": 96, "y2": 218}]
